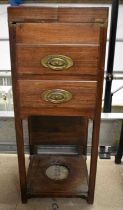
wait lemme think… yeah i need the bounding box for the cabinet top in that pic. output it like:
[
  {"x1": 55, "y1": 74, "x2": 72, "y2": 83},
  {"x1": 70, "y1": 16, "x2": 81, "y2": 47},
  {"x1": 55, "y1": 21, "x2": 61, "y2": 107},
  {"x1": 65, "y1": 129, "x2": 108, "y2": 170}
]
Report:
[{"x1": 8, "y1": 6, "x2": 108, "y2": 24}]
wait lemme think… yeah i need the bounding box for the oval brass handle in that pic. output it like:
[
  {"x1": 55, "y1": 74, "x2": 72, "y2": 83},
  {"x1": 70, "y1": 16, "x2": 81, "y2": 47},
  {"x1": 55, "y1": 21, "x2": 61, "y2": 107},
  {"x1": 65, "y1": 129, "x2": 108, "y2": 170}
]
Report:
[
  {"x1": 41, "y1": 55, "x2": 73, "y2": 71},
  {"x1": 41, "y1": 89, "x2": 72, "y2": 104}
]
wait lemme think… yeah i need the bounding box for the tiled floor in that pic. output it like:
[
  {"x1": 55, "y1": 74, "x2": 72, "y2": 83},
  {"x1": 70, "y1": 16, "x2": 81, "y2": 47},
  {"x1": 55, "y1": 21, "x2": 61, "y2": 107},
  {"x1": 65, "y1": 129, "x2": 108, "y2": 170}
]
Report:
[{"x1": 0, "y1": 154, "x2": 123, "y2": 210}]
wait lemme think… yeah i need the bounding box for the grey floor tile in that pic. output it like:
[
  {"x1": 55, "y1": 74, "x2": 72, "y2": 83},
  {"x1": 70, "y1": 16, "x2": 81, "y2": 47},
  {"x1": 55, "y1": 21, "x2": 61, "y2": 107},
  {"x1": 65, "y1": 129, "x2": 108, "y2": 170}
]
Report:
[
  {"x1": 0, "y1": 204, "x2": 16, "y2": 210},
  {"x1": 0, "y1": 154, "x2": 19, "y2": 208},
  {"x1": 0, "y1": 173, "x2": 19, "y2": 203}
]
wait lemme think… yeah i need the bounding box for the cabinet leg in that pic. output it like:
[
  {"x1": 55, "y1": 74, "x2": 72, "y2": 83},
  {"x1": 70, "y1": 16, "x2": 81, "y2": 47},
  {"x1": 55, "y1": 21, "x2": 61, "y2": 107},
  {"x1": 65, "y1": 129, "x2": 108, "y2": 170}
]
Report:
[
  {"x1": 15, "y1": 118, "x2": 27, "y2": 203},
  {"x1": 28, "y1": 117, "x2": 37, "y2": 155},
  {"x1": 21, "y1": 194, "x2": 28, "y2": 204},
  {"x1": 29, "y1": 145, "x2": 37, "y2": 155},
  {"x1": 82, "y1": 118, "x2": 88, "y2": 156},
  {"x1": 87, "y1": 119, "x2": 100, "y2": 204}
]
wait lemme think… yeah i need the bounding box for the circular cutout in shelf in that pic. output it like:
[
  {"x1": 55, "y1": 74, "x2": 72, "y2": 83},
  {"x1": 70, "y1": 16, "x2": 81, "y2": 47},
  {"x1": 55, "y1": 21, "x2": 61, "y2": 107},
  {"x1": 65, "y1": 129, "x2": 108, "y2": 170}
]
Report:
[{"x1": 45, "y1": 164, "x2": 69, "y2": 181}]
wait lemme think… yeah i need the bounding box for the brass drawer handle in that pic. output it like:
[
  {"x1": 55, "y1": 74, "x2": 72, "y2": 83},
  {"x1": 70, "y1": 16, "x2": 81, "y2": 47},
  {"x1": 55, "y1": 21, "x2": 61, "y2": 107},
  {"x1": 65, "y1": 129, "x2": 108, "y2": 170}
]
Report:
[
  {"x1": 42, "y1": 89, "x2": 72, "y2": 104},
  {"x1": 41, "y1": 55, "x2": 73, "y2": 71}
]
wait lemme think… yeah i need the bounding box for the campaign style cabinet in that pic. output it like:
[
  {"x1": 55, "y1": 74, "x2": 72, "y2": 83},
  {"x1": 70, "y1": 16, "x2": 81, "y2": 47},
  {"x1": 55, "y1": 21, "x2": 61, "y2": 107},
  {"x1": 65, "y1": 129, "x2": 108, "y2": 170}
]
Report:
[{"x1": 8, "y1": 5, "x2": 108, "y2": 204}]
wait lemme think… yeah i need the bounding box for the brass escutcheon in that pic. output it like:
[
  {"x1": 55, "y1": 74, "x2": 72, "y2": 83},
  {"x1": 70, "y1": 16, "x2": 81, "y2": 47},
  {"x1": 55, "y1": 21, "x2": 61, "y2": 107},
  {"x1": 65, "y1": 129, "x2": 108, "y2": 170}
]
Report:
[
  {"x1": 41, "y1": 55, "x2": 73, "y2": 70},
  {"x1": 41, "y1": 89, "x2": 72, "y2": 104}
]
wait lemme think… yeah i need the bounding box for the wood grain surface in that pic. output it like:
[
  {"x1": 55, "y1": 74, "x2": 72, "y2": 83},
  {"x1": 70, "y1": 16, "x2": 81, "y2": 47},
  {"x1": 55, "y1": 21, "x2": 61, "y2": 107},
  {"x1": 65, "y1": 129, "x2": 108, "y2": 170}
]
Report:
[
  {"x1": 27, "y1": 155, "x2": 88, "y2": 197},
  {"x1": 16, "y1": 44, "x2": 99, "y2": 79},
  {"x1": 18, "y1": 80, "x2": 97, "y2": 117},
  {"x1": 8, "y1": 6, "x2": 108, "y2": 204}
]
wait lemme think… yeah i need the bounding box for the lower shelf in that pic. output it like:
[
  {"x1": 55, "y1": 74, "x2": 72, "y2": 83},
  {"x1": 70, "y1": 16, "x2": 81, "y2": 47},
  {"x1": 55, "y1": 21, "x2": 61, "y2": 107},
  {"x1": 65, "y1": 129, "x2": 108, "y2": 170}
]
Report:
[{"x1": 27, "y1": 155, "x2": 88, "y2": 198}]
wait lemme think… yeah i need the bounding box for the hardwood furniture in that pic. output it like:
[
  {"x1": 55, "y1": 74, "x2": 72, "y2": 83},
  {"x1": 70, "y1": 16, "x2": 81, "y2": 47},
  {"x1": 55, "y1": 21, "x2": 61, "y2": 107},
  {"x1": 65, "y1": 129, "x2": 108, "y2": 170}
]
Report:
[{"x1": 8, "y1": 5, "x2": 108, "y2": 204}]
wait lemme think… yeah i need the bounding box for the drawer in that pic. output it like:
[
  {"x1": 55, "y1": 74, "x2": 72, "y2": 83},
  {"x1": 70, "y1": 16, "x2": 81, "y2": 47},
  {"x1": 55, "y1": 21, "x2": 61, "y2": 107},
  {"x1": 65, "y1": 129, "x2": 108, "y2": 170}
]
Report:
[
  {"x1": 18, "y1": 80, "x2": 97, "y2": 117},
  {"x1": 16, "y1": 45, "x2": 99, "y2": 80},
  {"x1": 16, "y1": 23, "x2": 100, "y2": 44}
]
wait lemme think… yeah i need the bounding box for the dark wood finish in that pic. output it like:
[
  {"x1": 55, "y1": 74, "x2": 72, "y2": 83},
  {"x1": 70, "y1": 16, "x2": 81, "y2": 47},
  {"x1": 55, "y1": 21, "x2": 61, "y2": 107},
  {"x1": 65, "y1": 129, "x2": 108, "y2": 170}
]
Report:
[
  {"x1": 8, "y1": 6, "x2": 108, "y2": 204},
  {"x1": 18, "y1": 80, "x2": 97, "y2": 117},
  {"x1": 28, "y1": 116, "x2": 88, "y2": 156},
  {"x1": 8, "y1": 20, "x2": 27, "y2": 203},
  {"x1": 28, "y1": 116, "x2": 88, "y2": 153},
  {"x1": 8, "y1": 6, "x2": 108, "y2": 23},
  {"x1": 87, "y1": 25, "x2": 108, "y2": 204},
  {"x1": 16, "y1": 45, "x2": 99, "y2": 79},
  {"x1": 27, "y1": 155, "x2": 88, "y2": 197},
  {"x1": 16, "y1": 23, "x2": 100, "y2": 44}
]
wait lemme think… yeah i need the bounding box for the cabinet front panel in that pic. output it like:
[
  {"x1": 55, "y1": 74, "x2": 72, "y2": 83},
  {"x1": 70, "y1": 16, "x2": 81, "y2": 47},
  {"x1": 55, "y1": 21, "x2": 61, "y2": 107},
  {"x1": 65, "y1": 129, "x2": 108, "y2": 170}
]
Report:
[
  {"x1": 16, "y1": 45, "x2": 99, "y2": 79},
  {"x1": 17, "y1": 80, "x2": 97, "y2": 117},
  {"x1": 16, "y1": 23, "x2": 100, "y2": 44}
]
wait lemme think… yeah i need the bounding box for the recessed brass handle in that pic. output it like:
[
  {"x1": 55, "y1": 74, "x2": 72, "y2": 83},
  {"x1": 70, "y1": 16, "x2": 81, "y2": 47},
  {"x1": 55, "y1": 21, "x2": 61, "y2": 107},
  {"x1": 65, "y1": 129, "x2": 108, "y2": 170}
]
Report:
[
  {"x1": 41, "y1": 55, "x2": 73, "y2": 71},
  {"x1": 42, "y1": 89, "x2": 72, "y2": 104}
]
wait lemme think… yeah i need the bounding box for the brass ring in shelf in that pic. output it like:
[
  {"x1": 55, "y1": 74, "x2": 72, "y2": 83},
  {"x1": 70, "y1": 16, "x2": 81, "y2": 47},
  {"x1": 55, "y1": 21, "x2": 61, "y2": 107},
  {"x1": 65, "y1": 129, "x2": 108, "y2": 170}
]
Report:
[{"x1": 45, "y1": 164, "x2": 69, "y2": 181}]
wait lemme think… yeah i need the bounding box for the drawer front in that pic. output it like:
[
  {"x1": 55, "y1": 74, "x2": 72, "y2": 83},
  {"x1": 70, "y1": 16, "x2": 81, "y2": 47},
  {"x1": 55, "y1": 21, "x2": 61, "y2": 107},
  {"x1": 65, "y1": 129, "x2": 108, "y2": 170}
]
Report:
[
  {"x1": 18, "y1": 80, "x2": 97, "y2": 117},
  {"x1": 16, "y1": 23, "x2": 100, "y2": 44},
  {"x1": 16, "y1": 45, "x2": 99, "y2": 79}
]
